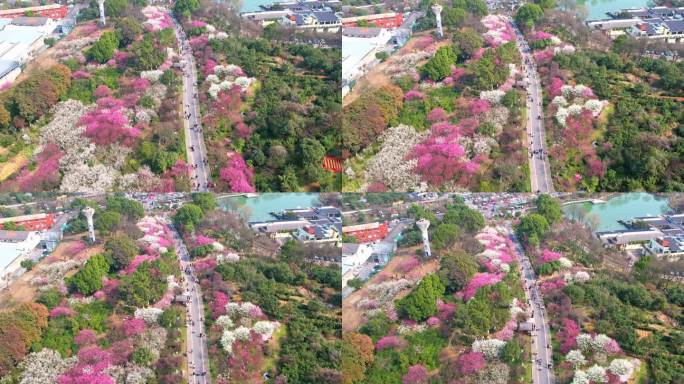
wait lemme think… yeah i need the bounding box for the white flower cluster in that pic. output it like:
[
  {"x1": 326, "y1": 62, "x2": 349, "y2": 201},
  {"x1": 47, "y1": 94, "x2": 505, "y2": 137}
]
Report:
[
  {"x1": 253, "y1": 320, "x2": 278, "y2": 340},
  {"x1": 564, "y1": 271, "x2": 591, "y2": 283},
  {"x1": 586, "y1": 365, "x2": 607, "y2": 383},
  {"x1": 212, "y1": 242, "x2": 225, "y2": 251},
  {"x1": 125, "y1": 365, "x2": 155, "y2": 384},
  {"x1": 397, "y1": 323, "x2": 427, "y2": 334},
  {"x1": 566, "y1": 350, "x2": 587, "y2": 368},
  {"x1": 572, "y1": 370, "x2": 589, "y2": 384},
  {"x1": 60, "y1": 163, "x2": 119, "y2": 193},
  {"x1": 217, "y1": 252, "x2": 240, "y2": 264},
  {"x1": 366, "y1": 124, "x2": 428, "y2": 192},
  {"x1": 554, "y1": 44, "x2": 576, "y2": 55},
  {"x1": 608, "y1": 359, "x2": 632, "y2": 376},
  {"x1": 500, "y1": 263, "x2": 510, "y2": 273},
  {"x1": 135, "y1": 307, "x2": 164, "y2": 324},
  {"x1": 208, "y1": 31, "x2": 229, "y2": 40},
  {"x1": 213, "y1": 64, "x2": 242, "y2": 77},
  {"x1": 480, "y1": 90, "x2": 506, "y2": 104},
  {"x1": 561, "y1": 85, "x2": 589, "y2": 98},
  {"x1": 141, "y1": 70, "x2": 164, "y2": 82},
  {"x1": 216, "y1": 315, "x2": 234, "y2": 329},
  {"x1": 472, "y1": 338, "x2": 507, "y2": 360},
  {"x1": 17, "y1": 349, "x2": 77, "y2": 384},
  {"x1": 552, "y1": 96, "x2": 568, "y2": 107},
  {"x1": 365, "y1": 279, "x2": 414, "y2": 310},
  {"x1": 225, "y1": 302, "x2": 260, "y2": 319},
  {"x1": 509, "y1": 298, "x2": 524, "y2": 317},
  {"x1": 67, "y1": 296, "x2": 94, "y2": 306},
  {"x1": 559, "y1": 257, "x2": 573, "y2": 269},
  {"x1": 584, "y1": 99, "x2": 606, "y2": 117}
]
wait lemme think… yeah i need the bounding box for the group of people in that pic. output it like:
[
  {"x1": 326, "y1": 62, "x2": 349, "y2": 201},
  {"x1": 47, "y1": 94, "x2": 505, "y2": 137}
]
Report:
[
  {"x1": 173, "y1": 17, "x2": 211, "y2": 192},
  {"x1": 178, "y1": 246, "x2": 209, "y2": 381}
]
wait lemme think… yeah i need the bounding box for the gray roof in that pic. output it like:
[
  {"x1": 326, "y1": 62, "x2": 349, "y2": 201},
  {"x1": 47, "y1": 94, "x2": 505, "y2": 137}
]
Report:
[
  {"x1": 0, "y1": 230, "x2": 30, "y2": 242},
  {"x1": 342, "y1": 243, "x2": 360, "y2": 255},
  {"x1": 665, "y1": 20, "x2": 684, "y2": 33},
  {"x1": 343, "y1": 27, "x2": 384, "y2": 38},
  {"x1": 313, "y1": 11, "x2": 339, "y2": 23}
]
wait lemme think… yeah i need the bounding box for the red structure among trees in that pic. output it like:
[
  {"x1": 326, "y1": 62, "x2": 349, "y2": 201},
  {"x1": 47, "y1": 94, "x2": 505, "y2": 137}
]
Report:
[
  {"x1": 342, "y1": 12, "x2": 404, "y2": 29},
  {"x1": 0, "y1": 213, "x2": 55, "y2": 231},
  {"x1": 343, "y1": 222, "x2": 389, "y2": 243},
  {"x1": 0, "y1": 4, "x2": 68, "y2": 19}
]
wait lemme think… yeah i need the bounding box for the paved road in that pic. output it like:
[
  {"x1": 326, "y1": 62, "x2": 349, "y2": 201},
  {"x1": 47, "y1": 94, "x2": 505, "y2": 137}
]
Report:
[
  {"x1": 512, "y1": 24, "x2": 554, "y2": 194},
  {"x1": 170, "y1": 15, "x2": 211, "y2": 192},
  {"x1": 508, "y1": 226, "x2": 554, "y2": 384},
  {"x1": 171, "y1": 226, "x2": 211, "y2": 384}
]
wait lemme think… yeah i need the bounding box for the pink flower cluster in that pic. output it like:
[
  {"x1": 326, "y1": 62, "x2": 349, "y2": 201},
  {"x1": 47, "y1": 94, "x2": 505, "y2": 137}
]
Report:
[
  {"x1": 437, "y1": 300, "x2": 456, "y2": 321},
  {"x1": 470, "y1": 99, "x2": 491, "y2": 115},
  {"x1": 121, "y1": 254, "x2": 157, "y2": 275},
  {"x1": 193, "y1": 258, "x2": 217, "y2": 272},
  {"x1": 49, "y1": 306, "x2": 75, "y2": 318},
  {"x1": 532, "y1": 31, "x2": 554, "y2": 41},
  {"x1": 195, "y1": 235, "x2": 215, "y2": 247},
  {"x1": 402, "y1": 364, "x2": 428, "y2": 384},
  {"x1": 557, "y1": 318, "x2": 580, "y2": 353},
  {"x1": 457, "y1": 351, "x2": 486, "y2": 375},
  {"x1": 427, "y1": 108, "x2": 447, "y2": 122},
  {"x1": 376, "y1": 335, "x2": 403, "y2": 350},
  {"x1": 81, "y1": 97, "x2": 141, "y2": 147},
  {"x1": 72, "y1": 70, "x2": 91, "y2": 79},
  {"x1": 405, "y1": 90, "x2": 424, "y2": 101},
  {"x1": 219, "y1": 152, "x2": 255, "y2": 192},
  {"x1": 190, "y1": 20, "x2": 207, "y2": 28},
  {"x1": 426, "y1": 316, "x2": 440, "y2": 327},
  {"x1": 540, "y1": 249, "x2": 562, "y2": 264},
  {"x1": 462, "y1": 273, "x2": 504, "y2": 300},
  {"x1": 399, "y1": 256, "x2": 421, "y2": 273},
  {"x1": 539, "y1": 277, "x2": 565, "y2": 294},
  {"x1": 57, "y1": 346, "x2": 114, "y2": 384},
  {"x1": 494, "y1": 319, "x2": 517, "y2": 341},
  {"x1": 123, "y1": 317, "x2": 146, "y2": 337},
  {"x1": 211, "y1": 290, "x2": 229, "y2": 318},
  {"x1": 534, "y1": 48, "x2": 555, "y2": 63},
  {"x1": 74, "y1": 329, "x2": 97, "y2": 346}
]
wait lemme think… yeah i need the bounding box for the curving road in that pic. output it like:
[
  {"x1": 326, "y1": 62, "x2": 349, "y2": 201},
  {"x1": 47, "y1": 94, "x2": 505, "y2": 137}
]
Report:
[
  {"x1": 170, "y1": 14, "x2": 211, "y2": 192},
  {"x1": 512, "y1": 23, "x2": 554, "y2": 193},
  {"x1": 509, "y1": 226, "x2": 554, "y2": 384},
  {"x1": 171, "y1": 226, "x2": 211, "y2": 384}
]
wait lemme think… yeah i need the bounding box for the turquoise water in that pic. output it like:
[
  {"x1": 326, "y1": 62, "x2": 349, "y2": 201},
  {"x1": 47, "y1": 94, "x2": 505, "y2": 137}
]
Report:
[
  {"x1": 580, "y1": 0, "x2": 653, "y2": 20},
  {"x1": 241, "y1": 0, "x2": 278, "y2": 12},
  {"x1": 218, "y1": 193, "x2": 321, "y2": 221},
  {"x1": 562, "y1": 193, "x2": 671, "y2": 232}
]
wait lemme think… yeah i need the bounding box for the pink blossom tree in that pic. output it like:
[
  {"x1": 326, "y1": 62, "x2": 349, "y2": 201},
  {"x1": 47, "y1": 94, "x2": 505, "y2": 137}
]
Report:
[
  {"x1": 211, "y1": 290, "x2": 229, "y2": 319},
  {"x1": 219, "y1": 153, "x2": 255, "y2": 192},
  {"x1": 427, "y1": 108, "x2": 447, "y2": 122},
  {"x1": 123, "y1": 317, "x2": 146, "y2": 337},
  {"x1": 81, "y1": 103, "x2": 140, "y2": 146},
  {"x1": 557, "y1": 318, "x2": 580, "y2": 353},
  {"x1": 457, "y1": 351, "x2": 486, "y2": 375},
  {"x1": 376, "y1": 335, "x2": 403, "y2": 350},
  {"x1": 462, "y1": 273, "x2": 504, "y2": 300},
  {"x1": 540, "y1": 249, "x2": 562, "y2": 264},
  {"x1": 74, "y1": 329, "x2": 97, "y2": 346},
  {"x1": 402, "y1": 364, "x2": 428, "y2": 384}
]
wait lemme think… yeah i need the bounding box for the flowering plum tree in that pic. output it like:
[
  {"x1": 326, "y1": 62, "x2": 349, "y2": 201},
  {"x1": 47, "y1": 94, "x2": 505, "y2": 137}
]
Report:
[
  {"x1": 457, "y1": 351, "x2": 486, "y2": 375},
  {"x1": 219, "y1": 153, "x2": 255, "y2": 192},
  {"x1": 402, "y1": 364, "x2": 428, "y2": 384}
]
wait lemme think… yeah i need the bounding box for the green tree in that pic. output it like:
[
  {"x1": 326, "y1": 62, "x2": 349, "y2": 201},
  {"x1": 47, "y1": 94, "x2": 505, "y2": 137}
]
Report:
[
  {"x1": 130, "y1": 34, "x2": 166, "y2": 71},
  {"x1": 439, "y1": 248, "x2": 478, "y2": 293},
  {"x1": 442, "y1": 7, "x2": 466, "y2": 29},
  {"x1": 173, "y1": 203, "x2": 204, "y2": 228},
  {"x1": 191, "y1": 192, "x2": 217, "y2": 213},
  {"x1": 173, "y1": 0, "x2": 200, "y2": 17},
  {"x1": 115, "y1": 17, "x2": 143, "y2": 47},
  {"x1": 68, "y1": 254, "x2": 109, "y2": 295},
  {"x1": 421, "y1": 45, "x2": 458, "y2": 81},
  {"x1": 515, "y1": 213, "x2": 549, "y2": 246},
  {"x1": 432, "y1": 224, "x2": 460, "y2": 250},
  {"x1": 396, "y1": 273, "x2": 445, "y2": 321},
  {"x1": 452, "y1": 27, "x2": 483, "y2": 60},
  {"x1": 105, "y1": 0, "x2": 128, "y2": 17},
  {"x1": 535, "y1": 0, "x2": 556, "y2": 10},
  {"x1": 104, "y1": 234, "x2": 138, "y2": 271},
  {"x1": 515, "y1": 3, "x2": 544, "y2": 29},
  {"x1": 95, "y1": 211, "x2": 121, "y2": 234},
  {"x1": 86, "y1": 31, "x2": 119, "y2": 63},
  {"x1": 300, "y1": 138, "x2": 326, "y2": 182},
  {"x1": 106, "y1": 195, "x2": 144, "y2": 220},
  {"x1": 536, "y1": 194, "x2": 562, "y2": 225}
]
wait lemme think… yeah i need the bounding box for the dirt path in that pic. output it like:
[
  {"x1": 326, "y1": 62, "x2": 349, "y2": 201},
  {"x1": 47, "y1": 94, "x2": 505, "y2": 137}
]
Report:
[
  {"x1": 343, "y1": 247, "x2": 440, "y2": 332},
  {"x1": 0, "y1": 236, "x2": 101, "y2": 309}
]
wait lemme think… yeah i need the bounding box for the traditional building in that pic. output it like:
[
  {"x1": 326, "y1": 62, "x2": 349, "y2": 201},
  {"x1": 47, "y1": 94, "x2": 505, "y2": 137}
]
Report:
[
  {"x1": 0, "y1": 213, "x2": 55, "y2": 231},
  {"x1": 342, "y1": 12, "x2": 403, "y2": 29},
  {"x1": 342, "y1": 221, "x2": 389, "y2": 243}
]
